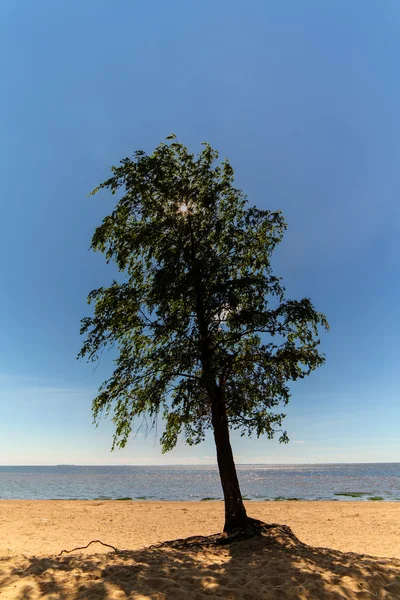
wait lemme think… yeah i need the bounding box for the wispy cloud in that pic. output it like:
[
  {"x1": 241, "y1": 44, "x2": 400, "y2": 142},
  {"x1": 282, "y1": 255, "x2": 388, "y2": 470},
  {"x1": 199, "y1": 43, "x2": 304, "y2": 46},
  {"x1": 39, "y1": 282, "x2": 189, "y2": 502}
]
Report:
[
  {"x1": 0, "y1": 374, "x2": 94, "y2": 396},
  {"x1": 242, "y1": 456, "x2": 275, "y2": 463},
  {"x1": 0, "y1": 373, "x2": 37, "y2": 384},
  {"x1": 14, "y1": 386, "x2": 92, "y2": 396}
]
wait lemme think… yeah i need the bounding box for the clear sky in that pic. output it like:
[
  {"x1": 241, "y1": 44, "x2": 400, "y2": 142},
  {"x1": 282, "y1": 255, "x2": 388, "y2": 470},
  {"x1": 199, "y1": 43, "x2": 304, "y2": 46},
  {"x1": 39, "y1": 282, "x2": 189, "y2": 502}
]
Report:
[{"x1": 1, "y1": 0, "x2": 399, "y2": 465}]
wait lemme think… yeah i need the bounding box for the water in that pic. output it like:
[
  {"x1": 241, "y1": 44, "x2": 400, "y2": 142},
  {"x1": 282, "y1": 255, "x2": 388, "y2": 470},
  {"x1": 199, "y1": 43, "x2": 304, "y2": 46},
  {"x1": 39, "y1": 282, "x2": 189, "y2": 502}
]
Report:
[{"x1": 0, "y1": 463, "x2": 399, "y2": 501}]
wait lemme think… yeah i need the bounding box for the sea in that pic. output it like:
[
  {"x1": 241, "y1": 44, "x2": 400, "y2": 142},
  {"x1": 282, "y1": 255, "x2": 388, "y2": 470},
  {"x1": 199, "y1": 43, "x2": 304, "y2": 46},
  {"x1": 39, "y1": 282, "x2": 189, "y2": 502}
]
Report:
[{"x1": 0, "y1": 463, "x2": 399, "y2": 501}]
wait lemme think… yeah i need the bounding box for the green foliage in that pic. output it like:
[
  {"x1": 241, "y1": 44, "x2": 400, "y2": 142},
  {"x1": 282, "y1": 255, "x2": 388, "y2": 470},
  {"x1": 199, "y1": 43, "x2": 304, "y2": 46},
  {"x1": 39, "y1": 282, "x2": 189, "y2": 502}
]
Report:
[
  {"x1": 200, "y1": 497, "x2": 220, "y2": 501},
  {"x1": 79, "y1": 137, "x2": 328, "y2": 453},
  {"x1": 334, "y1": 492, "x2": 370, "y2": 498},
  {"x1": 272, "y1": 497, "x2": 301, "y2": 501}
]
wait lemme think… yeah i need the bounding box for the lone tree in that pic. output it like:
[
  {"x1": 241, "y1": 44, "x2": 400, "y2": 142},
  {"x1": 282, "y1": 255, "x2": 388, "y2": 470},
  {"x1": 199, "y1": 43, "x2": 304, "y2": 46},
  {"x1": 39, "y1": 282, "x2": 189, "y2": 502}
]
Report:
[{"x1": 79, "y1": 136, "x2": 328, "y2": 532}]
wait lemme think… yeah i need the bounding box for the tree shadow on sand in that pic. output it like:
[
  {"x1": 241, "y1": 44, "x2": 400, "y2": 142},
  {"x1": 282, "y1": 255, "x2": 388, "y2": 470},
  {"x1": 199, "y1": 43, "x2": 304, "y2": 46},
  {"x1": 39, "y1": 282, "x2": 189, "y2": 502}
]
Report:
[{"x1": 1, "y1": 523, "x2": 400, "y2": 599}]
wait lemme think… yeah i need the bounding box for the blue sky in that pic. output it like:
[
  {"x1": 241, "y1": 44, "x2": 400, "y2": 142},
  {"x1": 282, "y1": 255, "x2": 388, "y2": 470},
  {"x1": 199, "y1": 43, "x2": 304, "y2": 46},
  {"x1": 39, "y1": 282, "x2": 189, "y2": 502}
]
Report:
[{"x1": 0, "y1": 0, "x2": 399, "y2": 465}]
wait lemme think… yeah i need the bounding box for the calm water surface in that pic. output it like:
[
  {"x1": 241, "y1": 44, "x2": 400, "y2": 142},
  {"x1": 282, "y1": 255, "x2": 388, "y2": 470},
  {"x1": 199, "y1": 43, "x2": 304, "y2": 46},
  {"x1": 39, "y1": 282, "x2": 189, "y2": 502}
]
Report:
[{"x1": 0, "y1": 464, "x2": 399, "y2": 501}]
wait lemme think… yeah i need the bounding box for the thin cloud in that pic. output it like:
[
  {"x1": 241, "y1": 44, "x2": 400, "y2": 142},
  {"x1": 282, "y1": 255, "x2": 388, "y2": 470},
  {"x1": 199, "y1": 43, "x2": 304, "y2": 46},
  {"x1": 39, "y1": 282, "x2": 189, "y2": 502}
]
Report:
[
  {"x1": 16, "y1": 387, "x2": 92, "y2": 395},
  {"x1": 0, "y1": 375, "x2": 94, "y2": 397}
]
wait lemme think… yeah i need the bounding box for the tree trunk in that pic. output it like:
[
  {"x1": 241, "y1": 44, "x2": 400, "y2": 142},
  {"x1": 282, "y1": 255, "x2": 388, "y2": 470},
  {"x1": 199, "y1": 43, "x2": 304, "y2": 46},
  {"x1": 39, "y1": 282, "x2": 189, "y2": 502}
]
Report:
[
  {"x1": 211, "y1": 389, "x2": 248, "y2": 532},
  {"x1": 187, "y1": 219, "x2": 248, "y2": 532}
]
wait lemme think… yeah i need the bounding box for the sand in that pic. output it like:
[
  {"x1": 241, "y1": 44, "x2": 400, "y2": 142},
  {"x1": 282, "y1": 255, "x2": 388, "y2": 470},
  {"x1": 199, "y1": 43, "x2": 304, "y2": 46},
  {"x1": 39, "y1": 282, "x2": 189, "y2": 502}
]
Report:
[{"x1": 0, "y1": 500, "x2": 399, "y2": 599}]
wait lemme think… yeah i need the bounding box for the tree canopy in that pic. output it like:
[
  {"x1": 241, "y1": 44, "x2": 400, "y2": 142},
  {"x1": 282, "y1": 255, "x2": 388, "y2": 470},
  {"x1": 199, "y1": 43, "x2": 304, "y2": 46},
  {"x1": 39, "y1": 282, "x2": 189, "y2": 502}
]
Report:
[{"x1": 79, "y1": 136, "x2": 328, "y2": 530}]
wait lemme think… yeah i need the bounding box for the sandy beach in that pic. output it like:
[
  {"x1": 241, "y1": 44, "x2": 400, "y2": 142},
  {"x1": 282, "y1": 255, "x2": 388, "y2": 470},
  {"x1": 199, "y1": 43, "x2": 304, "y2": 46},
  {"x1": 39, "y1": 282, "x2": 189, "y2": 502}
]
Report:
[{"x1": 0, "y1": 500, "x2": 399, "y2": 598}]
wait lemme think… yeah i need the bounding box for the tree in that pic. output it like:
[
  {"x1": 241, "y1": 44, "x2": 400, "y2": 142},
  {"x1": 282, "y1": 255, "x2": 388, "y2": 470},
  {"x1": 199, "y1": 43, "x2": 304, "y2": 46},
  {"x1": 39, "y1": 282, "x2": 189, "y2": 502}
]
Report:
[{"x1": 79, "y1": 136, "x2": 328, "y2": 532}]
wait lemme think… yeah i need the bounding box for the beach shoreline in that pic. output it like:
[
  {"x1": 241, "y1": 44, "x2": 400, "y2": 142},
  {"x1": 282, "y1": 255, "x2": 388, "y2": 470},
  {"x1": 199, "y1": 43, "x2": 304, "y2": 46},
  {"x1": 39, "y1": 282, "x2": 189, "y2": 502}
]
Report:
[{"x1": 1, "y1": 499, "x2": 399, "y2": 558}]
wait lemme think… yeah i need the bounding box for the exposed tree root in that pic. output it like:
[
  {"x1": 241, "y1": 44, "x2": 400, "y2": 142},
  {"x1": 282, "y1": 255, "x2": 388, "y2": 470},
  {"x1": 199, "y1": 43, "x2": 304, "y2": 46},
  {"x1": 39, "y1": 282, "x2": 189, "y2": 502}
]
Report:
[
  {"x1": 57, "y1": 540, "x2": 119, "y2": 556},
  {"x1": 153, "y1": 519, "x2": 305, "y2": 550},
  {"x1": 55, "y1": 521, "x2": 303, "y2": 557}
]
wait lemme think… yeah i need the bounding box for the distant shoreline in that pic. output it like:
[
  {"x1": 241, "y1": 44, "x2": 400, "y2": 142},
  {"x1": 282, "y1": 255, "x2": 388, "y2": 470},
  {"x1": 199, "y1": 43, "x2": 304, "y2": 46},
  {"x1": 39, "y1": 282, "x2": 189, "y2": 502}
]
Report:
[{"x1": 1, "y1": 461, "x2": 400, "y2": 467}]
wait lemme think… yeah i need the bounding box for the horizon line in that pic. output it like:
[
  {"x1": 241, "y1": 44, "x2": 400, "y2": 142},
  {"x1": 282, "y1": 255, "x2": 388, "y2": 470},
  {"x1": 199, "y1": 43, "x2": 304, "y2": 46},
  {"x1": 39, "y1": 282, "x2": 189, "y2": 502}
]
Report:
[{"x1": 1, "y1": 461, "x2": 399, "y2": 467}]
